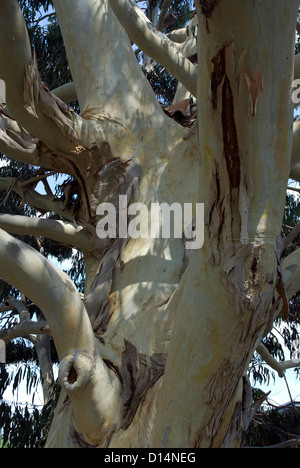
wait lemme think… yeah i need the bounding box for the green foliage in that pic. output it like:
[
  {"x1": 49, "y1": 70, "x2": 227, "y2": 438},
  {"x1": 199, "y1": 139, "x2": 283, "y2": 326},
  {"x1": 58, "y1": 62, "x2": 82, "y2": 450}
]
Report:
[
  {"x1": 0, "y1": 386, "x2": 59, "y2": 448},
  {"x1": 248, "y1": 193, "x2": 300, "y2": 388},
  {"x1": 140, "y1": 0, "x2": 194, "y2": 105},
  {"x1": 245, "y1": 406, "x2": 300, "y2": 447}
]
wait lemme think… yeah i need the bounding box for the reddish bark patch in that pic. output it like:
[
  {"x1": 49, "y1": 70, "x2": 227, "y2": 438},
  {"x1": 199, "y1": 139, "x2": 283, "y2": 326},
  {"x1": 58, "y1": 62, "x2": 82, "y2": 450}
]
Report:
[
  {"x1": 211, "y1": 47, "x2": 225, "y2": 109},
  {"x1": 221, "y1": 76, "x2": 240, "y2": 189}
]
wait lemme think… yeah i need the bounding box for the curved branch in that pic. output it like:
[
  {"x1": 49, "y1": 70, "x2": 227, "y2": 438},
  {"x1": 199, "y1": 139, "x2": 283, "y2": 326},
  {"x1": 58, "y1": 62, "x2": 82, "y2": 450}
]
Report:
[
  {"x1": 166, "y1": 28, "x2": 188, "y2": 44},
  {"x1": 0, "y1": 214, "x2": 94, "y2": 251},
  {"x1": 108, "y1": 0, "x2": 197, "y2": 97},
  {"x1": 51, "y1": 82, "x2": 77, "y2": 104},
  {"x1": 0, "y1": 228, "x2": 122, "y2": 446},
  {"x1": 256, "y1": 343, "x2": 300, "y2": 378}
]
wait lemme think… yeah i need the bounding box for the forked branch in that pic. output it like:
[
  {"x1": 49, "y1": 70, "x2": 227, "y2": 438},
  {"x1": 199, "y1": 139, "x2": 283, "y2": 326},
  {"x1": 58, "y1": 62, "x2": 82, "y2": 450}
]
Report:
[{"x1": 108, "y1": 0, "x2": 197, "y2": 96}]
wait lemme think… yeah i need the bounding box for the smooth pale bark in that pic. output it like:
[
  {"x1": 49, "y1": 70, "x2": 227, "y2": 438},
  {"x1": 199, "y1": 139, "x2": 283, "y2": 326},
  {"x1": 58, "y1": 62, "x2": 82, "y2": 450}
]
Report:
[
  {"x1": 53, "y1": 0, "x2": 163, "y2": 125},
  {"x1": 0, "y1": 228, "x2": 122, "y2": 446},
  {"x1": 0, "y1": 320, "x2": 50, "y2": 343},
  {"x1": 150, "y1": 0, "x2": 299, "y2": 448},
  {"x1": 0, "y1": 0, "x2": 299, "y2": 450},
  {"x1": 0, "y1": 214, "x2": 95, "y2": 252},
  {"x1": 108, "y1": 0, "x2": 197, "y2": 97}
]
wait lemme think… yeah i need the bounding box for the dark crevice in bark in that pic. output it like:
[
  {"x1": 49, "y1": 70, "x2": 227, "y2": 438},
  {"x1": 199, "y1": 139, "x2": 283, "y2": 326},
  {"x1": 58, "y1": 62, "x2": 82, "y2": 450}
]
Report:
[
  {"x1": 67, "y1": 365, "x2": 78, "y2": 385},
  {"x1": 198, "y1": 0, "x2": 220, "y2": 32},
  {"x1": 120, "y1": 340, "x2": 166, "y2": 429},
  {"x1": 221, "y1": 76, "x2": 241, "y2": 189}
]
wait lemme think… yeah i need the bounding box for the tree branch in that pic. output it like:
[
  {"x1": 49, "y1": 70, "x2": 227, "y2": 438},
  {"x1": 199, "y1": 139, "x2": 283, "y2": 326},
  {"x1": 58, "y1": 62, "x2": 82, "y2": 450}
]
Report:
[
  {"x1": 249, "y1": 438, "x2": 300, "y2": 449},
  {"x1": 0, "y1": 228, "x2": 122, "y2": 446},
  {"x1": 283, "y1": 247, "x2": 300, "y2": 301},
  {"x1": 281, "y1": 223, "x2": 300, "y2": 253},
  {"x1": 108, "y1": 0, "x2": 197, "y2": 97},
  {"x1": 6, "y1": 296, "x2": 30, "y2": 320},
  {"x1": 166, "y1": 28, "x2": 188, "y2": 44},
  {"x1": 0, "y1": 108, "x2": 40, "y2": 166},
  {"x1": 158, "y1": 0, "x2": 172, "y2": 31},
  {"x1": 0, "y1": 319, "x2": 50, "y2": 344},
  {"x1": 53, "y1": 0, "x2": 162, "y2": 125},
  {"x1": 0, "y1": 0, "x2": 82, "y2": 153},
  {"x1": 51, "y1": 82, "x2": 77, "y2": 104},
  {"x1": 287, "y1": 186, "x2": 300, "y2": 193},
  {"x1": 0, "y1": 214, "x2": 94, "y2": 251},
  {"x1": 0, "y1": 176, "x2": 74, "y2": 222},
  {"x1": 256, "y1": 343, "x2": 300, "y2": 378}
]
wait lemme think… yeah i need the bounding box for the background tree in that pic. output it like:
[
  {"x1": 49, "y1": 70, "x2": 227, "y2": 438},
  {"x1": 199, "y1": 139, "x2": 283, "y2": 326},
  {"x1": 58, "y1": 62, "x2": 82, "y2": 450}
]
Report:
[{"x1": 0, "y1": 0, "x2": 300, "y2": 448}]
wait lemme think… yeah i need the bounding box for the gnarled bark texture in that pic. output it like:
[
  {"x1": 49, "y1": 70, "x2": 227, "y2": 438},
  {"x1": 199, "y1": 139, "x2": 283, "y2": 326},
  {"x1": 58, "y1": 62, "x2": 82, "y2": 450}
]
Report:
[{"x1": 0, "y1": 0, "x2": 299, "y2": 448}]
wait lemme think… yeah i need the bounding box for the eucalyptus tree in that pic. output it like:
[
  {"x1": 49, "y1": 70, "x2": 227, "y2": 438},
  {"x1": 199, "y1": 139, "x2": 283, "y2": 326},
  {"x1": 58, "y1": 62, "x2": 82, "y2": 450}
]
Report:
[{"x1": 0, "y1": 0, "x2": 300, "y2": 449}]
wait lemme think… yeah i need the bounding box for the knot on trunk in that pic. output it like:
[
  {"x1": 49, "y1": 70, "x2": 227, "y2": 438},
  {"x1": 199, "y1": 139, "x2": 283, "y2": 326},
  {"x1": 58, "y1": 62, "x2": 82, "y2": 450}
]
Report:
[{"x1": 58, "y1": 351, "x2": 93, "y2": 395}]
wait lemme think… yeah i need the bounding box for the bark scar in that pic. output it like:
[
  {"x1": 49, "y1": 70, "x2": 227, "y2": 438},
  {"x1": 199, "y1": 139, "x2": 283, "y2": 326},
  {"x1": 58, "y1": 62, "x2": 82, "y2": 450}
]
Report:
[
  {"x1": 198, "y1": 0, "x2": 220, "y2": 32},
  {"x1": 222, "y1": 75, "x2": 240, "y2": 189}
]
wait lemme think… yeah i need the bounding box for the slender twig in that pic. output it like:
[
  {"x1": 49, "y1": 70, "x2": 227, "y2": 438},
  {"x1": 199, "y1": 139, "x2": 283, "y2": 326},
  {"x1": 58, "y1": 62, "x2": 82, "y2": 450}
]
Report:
[
  {"x1": 33, "y1": 13, "x2": 56, "y2": 24},
  {"x1": 287, "y1": 186, "x2": 300, "y2": 193},
  {"x1": 281, "y1": 223, "x2": 300, "y2": 253},
  {"x1": 18, "y1": 171, "x2": 58, "y2": 188}
]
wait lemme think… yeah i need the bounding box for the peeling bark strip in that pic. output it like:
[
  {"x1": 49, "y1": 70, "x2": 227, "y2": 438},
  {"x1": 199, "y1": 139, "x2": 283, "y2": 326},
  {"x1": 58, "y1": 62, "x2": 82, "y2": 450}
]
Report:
[
  {"x1": 201, "y1": 245, "x2": 277, "y2": 447},
  {"x1": 69, "y1": 425, "x2": 97, "y2": 448},
  {"x1": 211, "y1": 46, "x2": 241, "y2": 189},
  {"x1": 84, "y1": 163, "x2": 140, "y2": 331},
  {"x1": 24, "y1": 53, "x2": 77, "y2": 142},
  {"x1": 120, "y1": 340, "x2": 166, "y2": 429},
  {"x1": 206, "y1": 43, "x2": 261, "y2": 259},
  {"x1": 222, "y1": 76, "x2": 240, "y2": 189},
  {"x1": 211, "y1": 47, "x2": 225, "y2": 109}
]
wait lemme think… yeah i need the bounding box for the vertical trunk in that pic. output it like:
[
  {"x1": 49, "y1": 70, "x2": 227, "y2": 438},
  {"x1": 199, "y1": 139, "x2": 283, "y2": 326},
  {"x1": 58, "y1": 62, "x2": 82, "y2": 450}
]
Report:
[{"x1": 150, "y1": 0, "x2": 298, "y2": 448}]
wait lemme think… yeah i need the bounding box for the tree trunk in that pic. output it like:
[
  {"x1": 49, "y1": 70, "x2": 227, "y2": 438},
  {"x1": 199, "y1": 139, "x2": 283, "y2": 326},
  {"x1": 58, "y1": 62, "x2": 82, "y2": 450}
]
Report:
[{"x1": 0, "y1": 0, "x2": 299, "y2": 448}]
